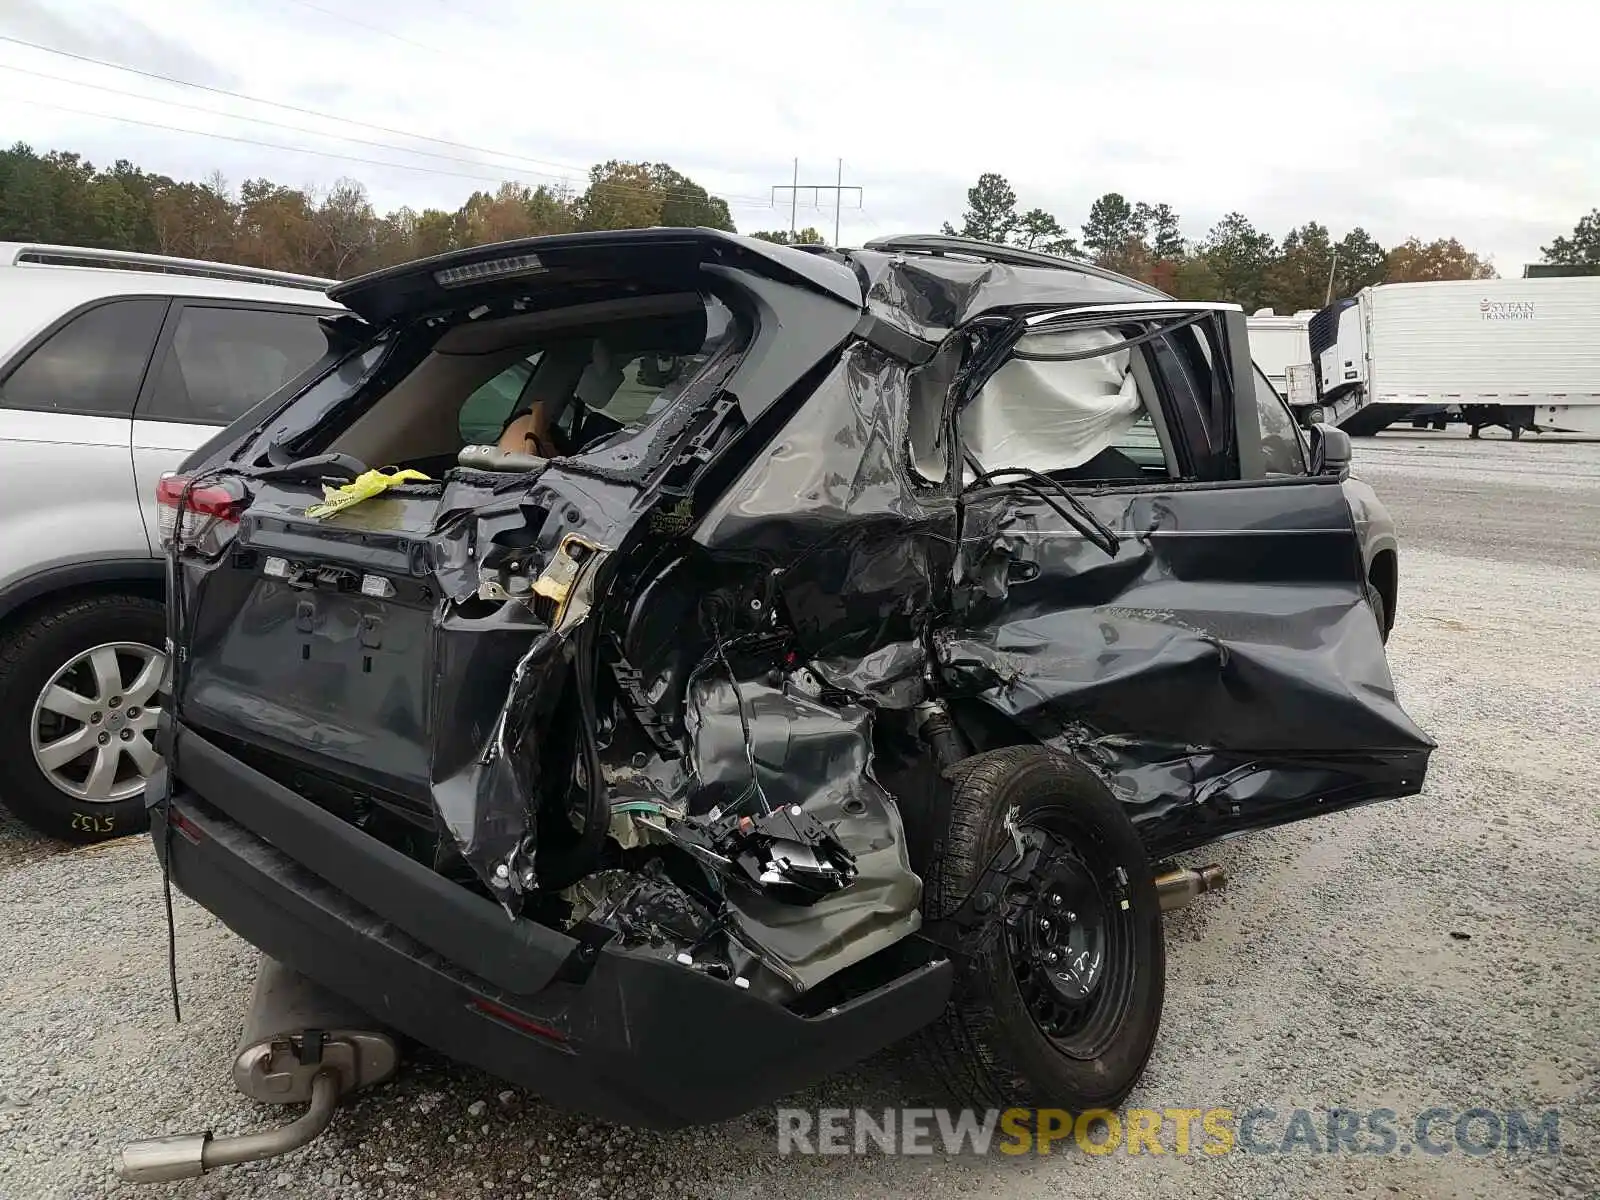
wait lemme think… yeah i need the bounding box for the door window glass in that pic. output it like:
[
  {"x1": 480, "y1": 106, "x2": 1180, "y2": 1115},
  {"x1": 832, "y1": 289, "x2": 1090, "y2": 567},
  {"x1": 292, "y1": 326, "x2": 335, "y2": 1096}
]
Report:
[
  {"x1": 1253, "y1": 366, "x2": 1309, "y2": 475},
  {"x1": 0, "y1": 299, "x2": 167, "y2": 417},
  {"x1": 143, "y1": 305, "x2": 328, "y2": 425},
  {"x1": 457, "y1": 354, "x2": 543, "y2": 444}
]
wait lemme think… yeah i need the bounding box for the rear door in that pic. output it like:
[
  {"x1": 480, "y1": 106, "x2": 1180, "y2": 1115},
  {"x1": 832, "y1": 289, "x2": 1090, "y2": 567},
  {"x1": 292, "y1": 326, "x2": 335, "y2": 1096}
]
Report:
[
  {"x1": 132, "y1": 300, "x2": 330, "y2": 549},
  {"x1": 947, "y1": 303, "x2": 1431, "y2": 854},
  {"x1": 0, "y1": 297, "x2": 168, "y2": 577}
]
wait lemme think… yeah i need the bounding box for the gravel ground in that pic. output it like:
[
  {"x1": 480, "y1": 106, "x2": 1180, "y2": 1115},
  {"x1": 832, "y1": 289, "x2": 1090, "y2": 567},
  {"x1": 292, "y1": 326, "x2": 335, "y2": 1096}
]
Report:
[{"x1": 1, "y1": 430, "x2": 1595, "y2": 1200}]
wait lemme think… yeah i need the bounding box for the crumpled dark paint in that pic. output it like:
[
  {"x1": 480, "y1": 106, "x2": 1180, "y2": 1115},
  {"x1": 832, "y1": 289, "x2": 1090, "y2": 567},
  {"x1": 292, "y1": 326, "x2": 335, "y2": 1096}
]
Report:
[
  {"x1": 694, "y1": 347, "x2": 954, "y2": 670},
  {"x1": 175, "y1": 238, "x2": 1433, "y2": 975},
  {"x1": 851, "y1": 255, "x2": 1163, "y2": 344},
  {"x1": 431, "y1": 628, "x2": 572, "y2": 887},
  {"x1": 692, "y1": 333, "x2": 1433, "y2": 864},
  {"x1": 940, "y1": 596, "x2": 1431, "y2": 855}
]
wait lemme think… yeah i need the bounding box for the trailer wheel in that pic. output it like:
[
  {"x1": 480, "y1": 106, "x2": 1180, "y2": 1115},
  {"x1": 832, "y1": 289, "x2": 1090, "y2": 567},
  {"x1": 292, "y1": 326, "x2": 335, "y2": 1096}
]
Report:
[
  {"x1": 918, "y1": 747, "x2": 1164, "y2": 1111},
  {"x1": 1340, "y1": 410, "x2": 1393, "y2": 438}
]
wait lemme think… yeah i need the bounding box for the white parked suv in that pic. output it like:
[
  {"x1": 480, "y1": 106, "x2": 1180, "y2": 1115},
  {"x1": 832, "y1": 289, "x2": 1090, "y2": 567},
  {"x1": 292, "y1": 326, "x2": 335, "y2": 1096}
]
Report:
[{"x1": 0, "y1": 244, "x2": 343, "y2": 843}]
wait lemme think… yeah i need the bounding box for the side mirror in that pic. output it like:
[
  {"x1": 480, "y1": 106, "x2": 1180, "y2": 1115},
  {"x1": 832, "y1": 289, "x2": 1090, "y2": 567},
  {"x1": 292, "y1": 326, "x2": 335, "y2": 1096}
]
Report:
[{"x1": 1308, "y1": 423, "x2": 1352, "y2": 476}]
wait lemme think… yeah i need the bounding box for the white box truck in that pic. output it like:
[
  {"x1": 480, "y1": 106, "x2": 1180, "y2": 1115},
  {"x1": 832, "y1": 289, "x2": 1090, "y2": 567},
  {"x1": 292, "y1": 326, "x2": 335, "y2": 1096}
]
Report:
[
  {"x1": 1246, "y1": 309, "x2": 1316, "y2": 401},
  {"x1": 1306, "y1": 277, "x2": 1600, "y2": 437}
]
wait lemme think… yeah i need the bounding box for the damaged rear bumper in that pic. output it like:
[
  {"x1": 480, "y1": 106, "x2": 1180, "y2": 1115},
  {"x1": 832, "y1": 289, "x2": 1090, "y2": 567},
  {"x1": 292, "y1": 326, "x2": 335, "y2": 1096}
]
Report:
[{"x1": 154, "y1": 726, "x2": 952, "y2": 1129}]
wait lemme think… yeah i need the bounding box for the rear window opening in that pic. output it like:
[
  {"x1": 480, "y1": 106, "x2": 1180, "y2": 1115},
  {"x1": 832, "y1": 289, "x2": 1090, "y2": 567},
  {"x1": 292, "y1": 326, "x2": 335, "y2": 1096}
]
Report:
[
  {"x1": 908, "y1": 317, "x2": 1206, "y2": 487},
  {"x1": 271, "y1": 291, "x2": 741, "y2": 479}
]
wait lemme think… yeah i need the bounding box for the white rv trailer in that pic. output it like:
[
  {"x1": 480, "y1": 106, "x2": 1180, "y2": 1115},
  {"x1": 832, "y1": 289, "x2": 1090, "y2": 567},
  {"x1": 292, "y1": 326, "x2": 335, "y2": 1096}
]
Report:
[{"x1": 1307, "y1": 277, "x2": 1600, "y2": 437}]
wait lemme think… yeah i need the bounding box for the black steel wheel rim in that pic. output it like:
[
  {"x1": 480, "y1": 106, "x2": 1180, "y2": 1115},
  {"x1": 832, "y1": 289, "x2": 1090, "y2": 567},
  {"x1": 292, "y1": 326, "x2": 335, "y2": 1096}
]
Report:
[{"x1": 1004, "y1": 813, "x2": 1138, "y2": 1060}]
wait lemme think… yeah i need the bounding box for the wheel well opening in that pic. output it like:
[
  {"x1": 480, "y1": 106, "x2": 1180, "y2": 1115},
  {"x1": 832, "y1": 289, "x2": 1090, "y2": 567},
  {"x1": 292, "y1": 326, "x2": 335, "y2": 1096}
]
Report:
[
  {"x1": 0, "y1": 577, "x2": 165, "y2": 637},
  {"x1": 1368, "y1": 550, "x2": 1397, "y2": 633}
]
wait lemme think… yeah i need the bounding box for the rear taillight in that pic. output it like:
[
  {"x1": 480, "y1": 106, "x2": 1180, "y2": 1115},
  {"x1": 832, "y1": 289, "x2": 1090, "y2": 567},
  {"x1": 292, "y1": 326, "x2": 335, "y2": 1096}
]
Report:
[{"x1": 157, "y1": 474, "x2": 245, "y2": 556}]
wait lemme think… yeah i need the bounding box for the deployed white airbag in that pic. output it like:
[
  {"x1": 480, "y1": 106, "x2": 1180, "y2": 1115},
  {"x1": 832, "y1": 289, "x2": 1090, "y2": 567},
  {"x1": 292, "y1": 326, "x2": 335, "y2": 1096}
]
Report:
[{"x1": 960, "y1": 327, "x2": 1143, "y2": 473}]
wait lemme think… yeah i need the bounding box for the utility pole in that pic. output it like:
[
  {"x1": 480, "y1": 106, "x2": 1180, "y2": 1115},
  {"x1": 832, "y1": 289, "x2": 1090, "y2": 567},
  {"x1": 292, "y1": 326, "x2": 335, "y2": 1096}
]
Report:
[
  {"x1": 834, "y1": 158, "x2": 843, "y2": 247},
  {"x1": 769, "y1": 159, "x2": 863, "y2": 246}
]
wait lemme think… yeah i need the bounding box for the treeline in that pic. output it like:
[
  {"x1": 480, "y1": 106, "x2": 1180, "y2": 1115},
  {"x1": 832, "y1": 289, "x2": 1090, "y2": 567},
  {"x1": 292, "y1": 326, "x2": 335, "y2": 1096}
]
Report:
[
  {"x1": 941, "y1": 172, "x2": 1502, "y2": 312},
  {"x1": 7, "y1": 144, "x2": 1597, "y2": 302},
  {"x1": 0, "y1": 143, "x2": 735, "y2": 279}
]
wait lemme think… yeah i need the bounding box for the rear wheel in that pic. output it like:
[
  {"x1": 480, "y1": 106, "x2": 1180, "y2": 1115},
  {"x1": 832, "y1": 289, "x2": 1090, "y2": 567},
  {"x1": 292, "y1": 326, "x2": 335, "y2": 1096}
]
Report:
[
  {"x1": 0, "y1": 594, "x2": 165, "y2": 843},
  {"x1": 918, "y1": 747, "x2": 1165, "y2": 1110},
  {"x1": 1368, "y1": 581, "x2": 1389, "y2": 644}
]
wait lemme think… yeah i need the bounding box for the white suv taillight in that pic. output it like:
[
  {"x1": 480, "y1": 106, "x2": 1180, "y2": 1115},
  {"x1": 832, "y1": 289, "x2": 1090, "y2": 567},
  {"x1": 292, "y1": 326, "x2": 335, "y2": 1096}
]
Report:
[{"x1": 156, "y1": 474, "x2": 244, "y2": 556}]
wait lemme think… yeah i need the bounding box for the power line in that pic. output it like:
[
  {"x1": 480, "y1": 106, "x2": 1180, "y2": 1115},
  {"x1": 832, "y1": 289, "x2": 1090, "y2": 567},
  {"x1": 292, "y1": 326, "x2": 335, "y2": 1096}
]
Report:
[
  {"x1": 6, "y1": 95, "x2": 783, "y2": 211},
  {"x1": 3, "y1": 96, "x2": 553, "y2": 184},
  {"x1": 852, "y1": 205, "x2": 894, "y2": 243},
  {"x1": 275, "y1": 0, "x2": 443, "y2": 57},
  {"x1": 430, "y1": 0, "x2": 490, "y2": 18},
  {"x1": 0, "y1": 33, "x2": 781, "y2": 208},
  {"x1": 0, "y1": 34, "x2": 586, "y2": 178},
  {"x1": 0, "y1": 62, "x2": 579, "y2": 182},
  {"x1": 0, "y1": 60, "x2": 798, "y2": 214}
]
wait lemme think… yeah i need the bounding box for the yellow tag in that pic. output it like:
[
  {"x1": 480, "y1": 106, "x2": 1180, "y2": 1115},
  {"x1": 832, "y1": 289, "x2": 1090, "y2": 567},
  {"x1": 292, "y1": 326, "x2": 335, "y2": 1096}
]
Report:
[{"x1": 304, "y1": 467, "x2": 431, "y2": 520}]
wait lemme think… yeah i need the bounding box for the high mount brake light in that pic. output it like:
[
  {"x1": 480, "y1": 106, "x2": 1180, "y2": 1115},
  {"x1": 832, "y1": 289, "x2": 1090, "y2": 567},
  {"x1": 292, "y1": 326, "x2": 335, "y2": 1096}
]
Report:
[
  {"x1": 433, "y1": 253, "x2": 546, "y2": 288},
  {"x1": 156, "y1": 474, "x2": 244, "y2": 556}
]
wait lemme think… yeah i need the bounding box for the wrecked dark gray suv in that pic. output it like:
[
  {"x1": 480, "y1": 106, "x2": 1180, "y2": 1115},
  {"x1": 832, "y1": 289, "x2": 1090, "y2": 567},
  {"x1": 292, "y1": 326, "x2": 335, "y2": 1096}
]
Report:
[{"x1": 148, "y1": 230, "x2": 1433, "y2": 1130}]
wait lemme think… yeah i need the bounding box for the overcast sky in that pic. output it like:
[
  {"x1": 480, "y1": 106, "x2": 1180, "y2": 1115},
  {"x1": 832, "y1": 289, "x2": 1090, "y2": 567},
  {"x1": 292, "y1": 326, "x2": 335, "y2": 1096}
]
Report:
[{"x1": 3, "y1": 0, "x2": 1595, "y2": 271}]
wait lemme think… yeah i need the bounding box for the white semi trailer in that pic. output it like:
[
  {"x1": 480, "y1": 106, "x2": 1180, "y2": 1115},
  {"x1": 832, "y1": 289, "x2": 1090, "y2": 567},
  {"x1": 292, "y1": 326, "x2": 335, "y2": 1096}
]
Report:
[
  {"x1": 1246, "y1": 309, "x2": 1316, "y2": 400},
  {"x1": 1305, "y1": 277, "x2": 1600, "y2": 437}
]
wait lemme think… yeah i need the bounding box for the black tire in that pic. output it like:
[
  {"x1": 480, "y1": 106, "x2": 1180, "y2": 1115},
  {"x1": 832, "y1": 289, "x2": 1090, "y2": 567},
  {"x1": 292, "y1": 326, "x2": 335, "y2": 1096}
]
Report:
[
  {"x1": 1368, "y1": 581, "x2": 1389, "y2": 645},
  {"x1": 918, "y1": 746, "x2": 1165, "y2": 1111},
  {"x1": 1340, "y1": 411, "x2": 1393, "y2": 438},
  {"x1": 0, "y1": 593, "x2": 164, "y2": 844}
]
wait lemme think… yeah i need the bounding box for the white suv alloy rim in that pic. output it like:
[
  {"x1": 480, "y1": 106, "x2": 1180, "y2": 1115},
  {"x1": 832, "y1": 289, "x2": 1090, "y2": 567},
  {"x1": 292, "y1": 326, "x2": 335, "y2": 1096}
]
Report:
[{"x1": 30, "y1": 641, "x2": 165, "y2": 803}]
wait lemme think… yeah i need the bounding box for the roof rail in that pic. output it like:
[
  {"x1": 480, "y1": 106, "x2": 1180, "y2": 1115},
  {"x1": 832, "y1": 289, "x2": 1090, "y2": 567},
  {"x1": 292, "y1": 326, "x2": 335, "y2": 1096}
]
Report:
[
  {"x1": 8, "y1": 244, "x2": 334, "y2": 291},
  {"x1": 861, "y1": 235, "x2": 1164, "y2": 296}
]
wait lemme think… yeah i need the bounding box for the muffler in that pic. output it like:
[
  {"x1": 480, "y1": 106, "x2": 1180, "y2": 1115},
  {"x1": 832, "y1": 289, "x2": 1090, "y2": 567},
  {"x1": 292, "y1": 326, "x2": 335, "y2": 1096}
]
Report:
[
  {"x1": 116, "y1": 954, "x2": 399, "y2": 1184},
  {"x1": 1155, "y1": 864, "x2": 1227, "y2": 911}
]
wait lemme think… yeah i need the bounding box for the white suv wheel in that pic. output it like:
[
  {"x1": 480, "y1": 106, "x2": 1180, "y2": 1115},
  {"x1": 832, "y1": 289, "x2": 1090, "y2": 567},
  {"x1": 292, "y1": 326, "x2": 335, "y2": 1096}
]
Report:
[{"x1": 30, "y1": 641, "x2": 164, "y2": 803}]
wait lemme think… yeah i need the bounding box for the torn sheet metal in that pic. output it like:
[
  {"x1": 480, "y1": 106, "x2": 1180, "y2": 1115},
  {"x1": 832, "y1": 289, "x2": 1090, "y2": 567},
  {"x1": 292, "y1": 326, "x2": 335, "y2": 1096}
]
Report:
[
  {"x1": 693, "y1": 331, "x2": 1432, "y2": 860},
  {"x1": 852, "y1": 251, "x2": 1162, "y2": 344},
  {"x1": 683, "y1": 669, "x2": 921, "y2": 990},
  {"x1": 942, "y1": 482, "x2": 1435, "y2": 853},
  {"x1": 171, "y1": 233, "x2": 1432, "y2": 1000},
  {"x1": 692, "y1": 345, "x2": 956, "y2": 670}
]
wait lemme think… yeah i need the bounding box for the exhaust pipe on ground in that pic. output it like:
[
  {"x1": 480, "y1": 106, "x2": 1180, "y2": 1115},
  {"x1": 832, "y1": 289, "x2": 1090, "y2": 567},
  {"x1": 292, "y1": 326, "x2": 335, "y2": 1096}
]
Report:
[
  {"x1": 1155, "y1": 864, "x2": 1227, "y2": 912},
  {"x1": 116, "y1": 955, "x2": 398, "y2": 1184},
  {"x1": 115, "y1": 1070, "x2": 343, "y2": 1183}
]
